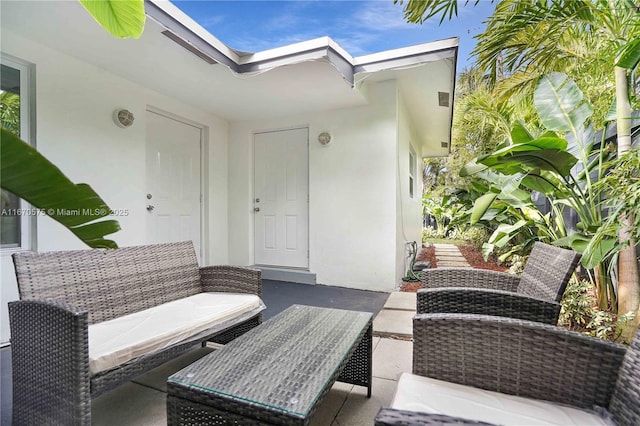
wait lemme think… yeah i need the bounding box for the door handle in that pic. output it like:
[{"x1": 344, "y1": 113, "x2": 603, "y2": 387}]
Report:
[
  {"x1": 146, "y1": 205, "x2": 155, "y2": 211},
  {"x1": 254, "y1": 207, "x2": 260, "y2": 212}
]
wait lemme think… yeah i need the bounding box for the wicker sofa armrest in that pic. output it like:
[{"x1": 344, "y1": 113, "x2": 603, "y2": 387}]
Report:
[
  {"x1": 419, "y1": 268, "x2": 520, "y2": 292},
  {"x1": 200, "y1": 265, "x2": 262, "y2": 297},
  {"x1": 413, "y1": 313, "x2": 627, "y2": 410},
  {"x1": 8, "y1": 299, "x2": 91, "y2": 425},
  {"x1": 417, "y1": 288, "x2": 561, "y2": 324},
  {"x1": 375, "y1": 408, "x2": 497, "y2": 425}
]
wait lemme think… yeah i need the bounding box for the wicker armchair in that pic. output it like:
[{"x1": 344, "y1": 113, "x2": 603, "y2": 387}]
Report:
[
  {"x1": 375, "y1": 313, "x2": 640, "y2": 425},
  {"x1": 418, "y1": 242, "x2": 581, "y2": 324}
]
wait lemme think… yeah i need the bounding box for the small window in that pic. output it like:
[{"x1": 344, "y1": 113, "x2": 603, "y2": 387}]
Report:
[
  {"x1": 409, "y1": 147, "x2": 416, "y2": 199},
  {"x1": 1, "y1": 55, "x2": 34, "y2": 250}
]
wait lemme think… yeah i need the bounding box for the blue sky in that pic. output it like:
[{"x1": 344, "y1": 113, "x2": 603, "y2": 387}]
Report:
[{"x1": 172, "y1": 0, "x2": 496, "y2": 70}]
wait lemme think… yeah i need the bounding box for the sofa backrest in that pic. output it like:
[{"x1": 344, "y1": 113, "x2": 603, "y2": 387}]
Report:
[
  {"x1": 517, "y1": 242, "x2": 581, "y2": 302},
  {"x1": 609, "y1": 329, "x2": 640, "y2": 426},
  {"x1": 13, "y1": 241, "x2": 201, "y2": 324}
]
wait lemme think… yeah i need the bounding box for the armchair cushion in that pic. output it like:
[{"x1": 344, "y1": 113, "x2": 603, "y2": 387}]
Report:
[
  {"x1": 391, "y1": 372, "x2": 609, "y2": 425},
  {"x1": 89, "y1": 293, "x2": 264, "y2": 374}
]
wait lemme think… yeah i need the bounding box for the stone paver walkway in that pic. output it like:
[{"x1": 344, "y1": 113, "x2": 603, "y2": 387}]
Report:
[{"x1": 373, "y1": 243, "x2": 470, "y2": 338}]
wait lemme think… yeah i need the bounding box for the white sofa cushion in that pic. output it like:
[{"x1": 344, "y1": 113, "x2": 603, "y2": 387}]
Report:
[
  {"x1": 88, "y1": 293, "x2": 263, "y2": 374},
  {"x1": 391, "y1": 373, "x2": 608, "y2": 425}
]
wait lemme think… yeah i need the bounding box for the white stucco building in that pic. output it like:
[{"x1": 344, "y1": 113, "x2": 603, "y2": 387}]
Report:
[{"x1": 0, "y1": 0, "x2": 457, "y2": 344}]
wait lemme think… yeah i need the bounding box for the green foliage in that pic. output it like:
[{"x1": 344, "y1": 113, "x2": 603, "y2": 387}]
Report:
[
  {"x1": 422, "y1": 227, "x2": 442, "y2": 242},
  {"x1": 591, "y1": 148, "x2": 640, "y2": 259},
  {"x1": 448, "y1": 227, "x2": 488, "y2": 251},
  {"x1": 0, "y1": 92, "x2": 20, "y2": 134},
  {"x1": 79, "y1": 0, "x2": 145, "y2": 39},
  {"x1": 507, "y1": 254, "x2": 526, "y2": 274},
  {"x1": 559, "y1": 277, "x2": 636, "y2": 343},
  {"x1": 0, "y1": 128, "x2": 120, "y2": 248},
  {"x1": 394, "y1": 0, "x2": 482, "y2": 25},
  {"x1": 559, "y1": 278, "x2": 596, "y2": 330}
]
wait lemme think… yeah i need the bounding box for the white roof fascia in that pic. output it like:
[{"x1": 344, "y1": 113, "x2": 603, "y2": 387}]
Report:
[
  {"x1": 354, "y1": 37, "x2": 458, "y2": 75},
  {"x1": 238, "y1": 37, "x2": 355, "y2": 85},
  {"x1": 238, "y1": 37, "x2": 352, "y2": 65},
  {"x1": 146, "y1": 0, "x2": 240, "y2": 65},
  {"x1": 145, "y1": 1, "x2": 456, "y2": 87},
  {"x1": 354, "y1": 37, "x2": 458, "y2": 66}
]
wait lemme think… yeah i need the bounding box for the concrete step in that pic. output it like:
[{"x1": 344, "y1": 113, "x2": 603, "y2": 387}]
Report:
[
  {"x1": 252, "y1": 266, "x2": 316, "y2": 284},
  {"x1": 383, "y1": 292, "x2": 416, "y2": 311},
  {"x1": 373, "y1": 309, "x2": 414, "y2": 338}
]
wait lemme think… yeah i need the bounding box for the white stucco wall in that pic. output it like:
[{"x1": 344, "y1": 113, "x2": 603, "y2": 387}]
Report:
[
  {"x1": 229, "y1": 80, "x2": 399, "y2": 292},
  {"x1": 396, "y1": 93, "x2": 425, "y2": 284},
  {"x1": 0, "y1": 31, "x2": 229, "y2": 344}
]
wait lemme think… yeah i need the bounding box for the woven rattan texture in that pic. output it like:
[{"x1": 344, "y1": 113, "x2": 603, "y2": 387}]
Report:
[
  {"x1": 201, "y1": 266, "x2": 262, "y2": 298},
  {"x1": 9, "y1": 299, "x2": 91, "y2": 425},
  {"x1": 375, "y1": 408, "x2": 496, "y2": 425},
  {"x1": 420, "y1": 268, "x2": 521, "y2": 291},
  {"x1": 417, "y1": 288, "x2": 561, "y2": 324},
  {"x1": 418, "y1": 242, "x2": 580, "y2": 324},
  {"x1": 13, "y1": 241, "x2": 202, "y2": 323},
  {"x1": 412, "y1": 314, "x2": 626, "y2": 410},
  {"x1": 376, "y1": 313, "x2": 640, "y2": 425},
  {"x1": 609, "y1": 330, "x2": 640, "y2": 425},
  {"x1": 517, "y1": 242, "x2": 581, "y2": 301},
  {"x1": 168, "y1": 305, "x2": 372, "y2": 425},
  {"x1": 9, "y1": 242, "x2": 263, "y2": 425}
]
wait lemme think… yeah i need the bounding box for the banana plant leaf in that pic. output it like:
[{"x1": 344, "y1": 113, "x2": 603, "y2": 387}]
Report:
[
  {"x1": 510, "y1": 120, "x2": 534, "y2": 143},
  {"x1": 616, "y1": 38, "x2": 640, "y2": 70},
  {"x1": 554, "y1": 233, "x2": 616, "y2": 269},
  {"x1": 479, "y1": 148, "x2": 577, "y2": 177},
  {"x1": 470, "y1": 193, "x2": 498, "y2": 225},
  {"x1": 1, "y1": 128, "x2": 120, "y2": 248},
  {"x1": 79, "y1": 0, "x2": 145, "y2": 39},
  {"x1": 459, "y1": 161, "x2": 488, "y2": 177},
  {"x1": 534, "y1": 72, "x2": 593, "y2": 133}
]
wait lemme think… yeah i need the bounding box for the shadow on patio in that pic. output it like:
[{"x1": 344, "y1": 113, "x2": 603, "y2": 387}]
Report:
[{"x1": 0, "y1": 279, "x2": 415, "y2": 426}]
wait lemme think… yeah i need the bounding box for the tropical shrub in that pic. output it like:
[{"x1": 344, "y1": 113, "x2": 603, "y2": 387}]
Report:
[
  {"x1": 421, "y1": 227, "x2": 441, "y2": 242},
  {"x1": 559, "y1": 277, "x2": 635, "y2": 342},
  {"x1": 448, "y1": 227, "x2": 488, "y2": 251},
  {"x1": 461, "y1": 73, "x2": 619, "y2": 309}
]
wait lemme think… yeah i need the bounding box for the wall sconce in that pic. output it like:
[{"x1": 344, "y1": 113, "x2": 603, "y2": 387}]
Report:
[
  {"x1": 318, "y1": 132, "x2": 331, "y2": 146},
  {"x1": 113, "y1": 109, "x2": 135, "y2": 128}
]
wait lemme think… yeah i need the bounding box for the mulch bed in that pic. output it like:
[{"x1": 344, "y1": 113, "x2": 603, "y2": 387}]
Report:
[{"x1": 400, "y1": 243, "x2": 508, "y2": 292}]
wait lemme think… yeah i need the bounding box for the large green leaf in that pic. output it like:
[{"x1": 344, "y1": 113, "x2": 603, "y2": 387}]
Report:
[
  {"x1": 470, "y1": 193, "x2": 498, "y2": 225},
  {"x1": 520, "y1": 170, "x2": 562, "y2": 194},
  {"x1": 510, "y1": 120, "x2": 534, "y2": 144},
  {"x1": 480, "y1": 149, "x2": 577, "y2": 177},
  {"x1": 617, "y1": 38, "x2": 640, "y2": 70},
  {"x1": 1, "y1": 128, "x2": 120, "y2": 248},
  {"x1": 459, "y1": 160, "x2": 487, "y2": 177},
  {"x1": 534, "y1": 72, "x2": 593, "y2": 133},
  {"x1": 79, "y1": 0, "x2": 145, "y2": 39},
  {"x1": 554, "y1": 233, "x2": 616, "y2": 269}
]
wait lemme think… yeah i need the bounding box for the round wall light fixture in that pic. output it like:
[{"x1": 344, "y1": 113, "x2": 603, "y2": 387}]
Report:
[
  {"x1": 113, "y1": 109, "x2": 135, "y2": 128},
  {"x1": 318, "y1": 132, "x2": 331, "y2": 146}
]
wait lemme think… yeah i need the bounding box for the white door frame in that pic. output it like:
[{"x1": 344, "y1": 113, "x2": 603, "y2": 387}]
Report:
[
  {"x1": 252, "y1": 125, "x2": 310, "y2": 269},
  {"x1": 146, "y1": 106, "x2": 208, "y2": 262}
]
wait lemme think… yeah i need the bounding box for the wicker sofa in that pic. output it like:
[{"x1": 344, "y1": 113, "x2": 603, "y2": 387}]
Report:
[
  {"x1": 418, "y1": 242, "x2": 581, "y2": 324},
  {"x1": 8, "y1": 241, "x2": 264, "y2": 425},
  {"x1": 375, "y1": 313, "x2": 640, "y2": 425}
]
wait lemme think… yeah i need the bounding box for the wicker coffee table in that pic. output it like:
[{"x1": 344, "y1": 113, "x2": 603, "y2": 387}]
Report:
[{"x1": 167, "y1": 304, "x2": 373, "y2": 425}]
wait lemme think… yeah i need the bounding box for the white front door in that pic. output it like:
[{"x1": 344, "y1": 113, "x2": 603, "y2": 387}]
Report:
[
  {"x1": 254, "y1": 128, "x2": 309, "y2": 268},
  {"x1": 146, "y1": 110, "x2": 202, "y2": 259}
]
